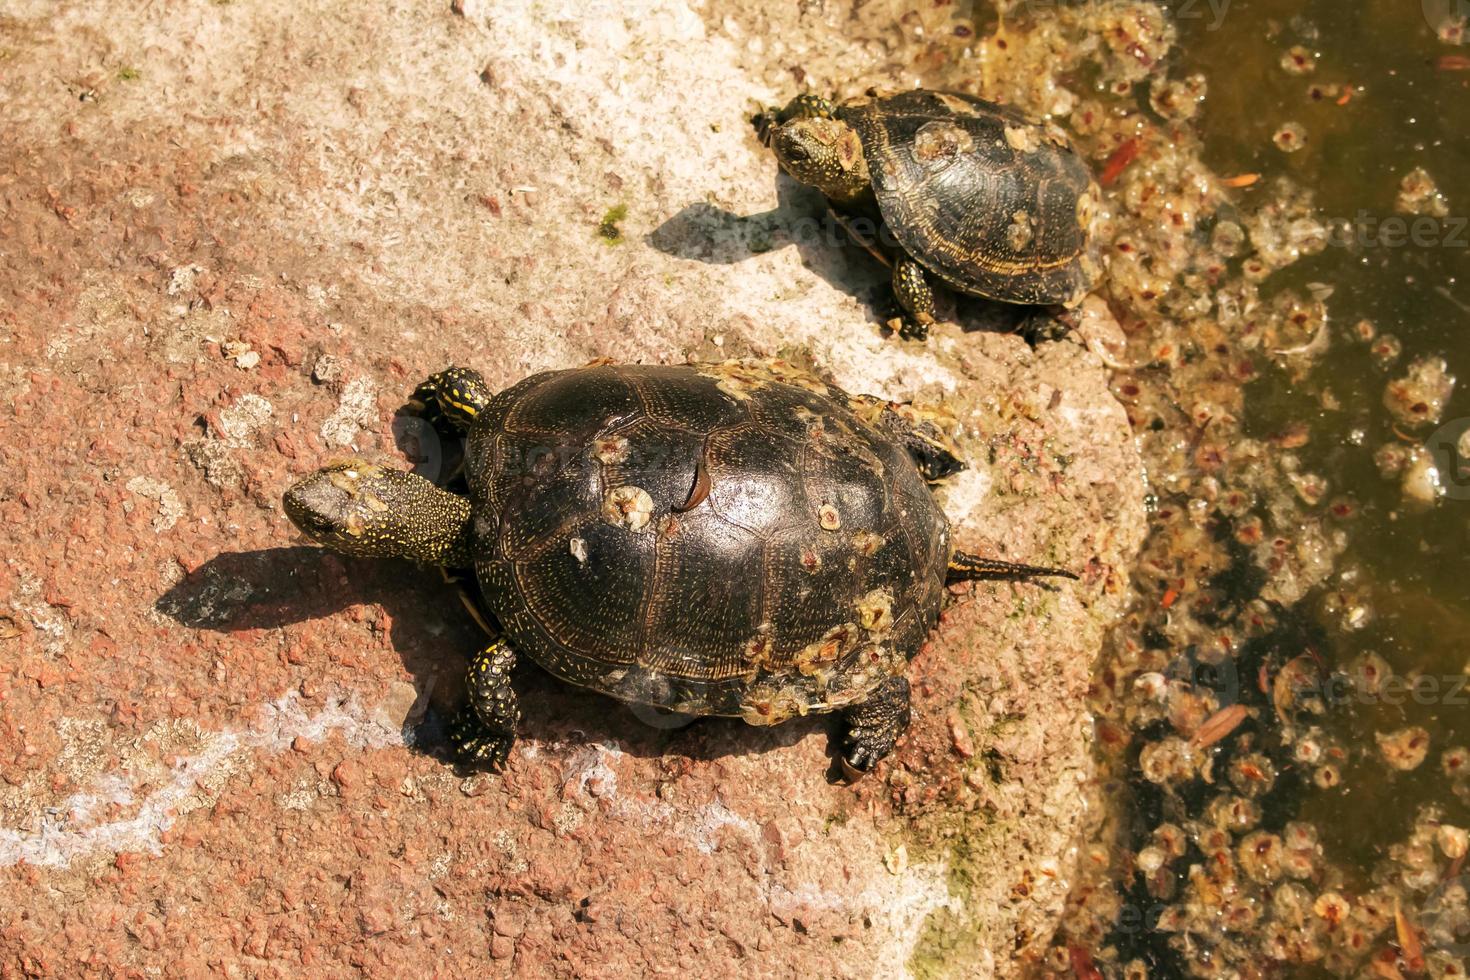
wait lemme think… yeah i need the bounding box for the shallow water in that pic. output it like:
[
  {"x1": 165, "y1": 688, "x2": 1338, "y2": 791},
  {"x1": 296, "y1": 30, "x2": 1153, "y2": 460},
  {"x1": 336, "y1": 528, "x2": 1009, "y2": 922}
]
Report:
[
  {"x1": 923, "y1": 0, "x2": 1470, "y2": 974},
  {"x1": 1176, "y1": 0, "x2": 1470, "y2": 881}
]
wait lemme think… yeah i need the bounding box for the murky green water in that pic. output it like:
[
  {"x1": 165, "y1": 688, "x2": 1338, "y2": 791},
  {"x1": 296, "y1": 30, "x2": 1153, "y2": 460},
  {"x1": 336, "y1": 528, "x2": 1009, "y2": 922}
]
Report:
[
  {"x1": 913, "y1": 1, "x2": 1470, "y2": 973},
  {"x1": 1174, "y1": 0, "x2": 1470, "y2": 868}
]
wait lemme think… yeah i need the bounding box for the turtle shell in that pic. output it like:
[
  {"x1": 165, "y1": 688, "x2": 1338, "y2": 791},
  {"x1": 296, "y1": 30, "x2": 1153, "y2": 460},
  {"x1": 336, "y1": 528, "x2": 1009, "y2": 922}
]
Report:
[
  {"x1": 837, "y1": 89, "x2": 1100, "y2": 307},
  {"x1": 463, "y1": 363, "x2": 950, "y2": 725}
]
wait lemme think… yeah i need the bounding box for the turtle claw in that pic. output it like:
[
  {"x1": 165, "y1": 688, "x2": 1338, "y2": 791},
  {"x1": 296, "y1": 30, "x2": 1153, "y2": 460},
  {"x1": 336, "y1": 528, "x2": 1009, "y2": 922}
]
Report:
[
  {"x1": 838, "y1": 676, "x2": 910, "y2": 782},
  {"x1": 897, "y1": 318, "x2": 932, "y2": 343},
  {"x1": 447, "y1": 706, "x2": 513, "y2": 771},
  {"x1": 841, "y1": 726, "x2": 894, "y2": 782}
]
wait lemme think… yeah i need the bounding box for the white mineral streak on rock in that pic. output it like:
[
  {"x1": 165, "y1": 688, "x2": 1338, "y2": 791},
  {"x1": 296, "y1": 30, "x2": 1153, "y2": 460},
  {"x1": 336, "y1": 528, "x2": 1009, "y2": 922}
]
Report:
[
  {"x1": 605, "y1": 781, "x2": 960, "y2": 975},
  {"x1": 0, "y1": 693, "x2": 400, "y2": 869}
]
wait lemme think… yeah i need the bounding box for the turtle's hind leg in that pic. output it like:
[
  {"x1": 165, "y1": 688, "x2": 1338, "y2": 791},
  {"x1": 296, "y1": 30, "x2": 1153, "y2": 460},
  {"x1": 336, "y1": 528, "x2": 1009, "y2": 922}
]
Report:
[
  {"x1": 839, "y1": 675, "x2": 911, "y2": 781},
  {"x1": 890, "y1": 411, "x2": 964, "y2": 483},
  {"x1": 410, "y1": 366, "x2": 494, "y2": 434},
  {"x1": 893, "y1": 255, "x2": 936, "y2": 341},
  {"x1": 846, "y1": 394, "x2": 965, "y2": 483},
  {"x1": 448, "y1": 639, "x2": 521, "y2": 771}
]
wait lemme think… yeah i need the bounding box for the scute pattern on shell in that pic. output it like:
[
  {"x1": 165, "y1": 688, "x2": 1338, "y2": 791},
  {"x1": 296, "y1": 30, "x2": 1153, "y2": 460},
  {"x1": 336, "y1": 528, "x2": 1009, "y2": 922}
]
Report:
[
  {"x1": 838, "y1": 89, "x2": 1099, "y2": 306},
  {"x1": 465, "y1": 363, "x2": 950, "y2": 721}
]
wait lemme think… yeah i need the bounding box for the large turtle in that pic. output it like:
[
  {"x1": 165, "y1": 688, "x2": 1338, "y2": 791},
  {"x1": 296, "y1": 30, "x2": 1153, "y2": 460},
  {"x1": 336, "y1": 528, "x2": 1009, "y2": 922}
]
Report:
[
  {"x1": 765, "y1": 89, "x2": 1101, "y2": 340},
  {"x1": 283, "y1": 361, "x2": 1075, "y2": 777}
]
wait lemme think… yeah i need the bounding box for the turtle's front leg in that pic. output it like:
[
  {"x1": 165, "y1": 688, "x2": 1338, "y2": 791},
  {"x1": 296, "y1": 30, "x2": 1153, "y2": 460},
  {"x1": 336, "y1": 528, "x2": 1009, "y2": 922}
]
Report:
[
  {"x1": 777, "y1": 93, "x2": 835, "y2": 123},
  {"x1": 892, "y1": 255, "x2": 936, "y2": 341},
  {"x1": 410, "y1": 366, "x2": 494, "y2": 434},
  {"x1": 449, "y1": 639, "x2": 521, "y2": 771},
  {"x1": 840, "y1": 675, "x2": 911, "y2": 780},
  {"x1": 758, "y1": 93, "x2": 836, "y2": 145}
]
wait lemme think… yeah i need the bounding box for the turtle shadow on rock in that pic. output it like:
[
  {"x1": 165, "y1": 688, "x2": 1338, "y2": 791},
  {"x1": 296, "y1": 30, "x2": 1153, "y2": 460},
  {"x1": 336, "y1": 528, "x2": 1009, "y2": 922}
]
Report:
[
  {"x1": 647, "y1": 170, "x2": 1040, "y2": 340},
  {"x1": 153, "y1": 546, "x2": 822, "y2": 770},
  {"x1": 647, "y1": 174, "x2": 892, "y2": 328}
]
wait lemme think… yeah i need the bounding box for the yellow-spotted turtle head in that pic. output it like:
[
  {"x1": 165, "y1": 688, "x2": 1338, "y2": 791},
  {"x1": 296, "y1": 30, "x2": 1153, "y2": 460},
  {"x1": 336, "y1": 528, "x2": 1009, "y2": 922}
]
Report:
[
  {"x1": 283, "y1": 460, "x2": 472, "y2": 566},
  {"x1": 766, "y1": 96, "x2": 872, "y2": 204}
]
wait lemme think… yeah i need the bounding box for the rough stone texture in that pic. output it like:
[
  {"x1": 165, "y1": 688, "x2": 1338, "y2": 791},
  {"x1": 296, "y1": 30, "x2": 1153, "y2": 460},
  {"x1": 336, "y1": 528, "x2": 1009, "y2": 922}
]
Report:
[{"x1": 0, "y1": 1, "x2": 1145, "y2": 976}]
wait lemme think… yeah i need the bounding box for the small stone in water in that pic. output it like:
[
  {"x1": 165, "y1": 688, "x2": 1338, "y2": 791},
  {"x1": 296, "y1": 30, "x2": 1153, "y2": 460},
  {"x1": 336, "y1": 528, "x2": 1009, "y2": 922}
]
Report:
[
  {"x1": 1238, "y1": 831, "x2": 1285, "y2": 883},
  {"x1": 1149, "y1": 73, "x2": 1207, "y2": 120},
  {"x1": 1153, "y1": 823, "x2": 1188, "y2": 858},
  {"x1": 1400, "y1": 448, "x2": 1443, "y2": 506},
  {"x1": 1374, "y1": 443, "x2": 1409, "y2": 478},
  {"x1": 1313, "y1": 892, "x2": 1350, "y2": 925},
  {"x1": 1383, "y1": 356, "x2": 1455, "y2": 428},
  {"x1": 1281, "y1": 45, "x2": 1317, "y2": 75},
  {"x1": 1371, "y1": 333, "x2": 1403, "y2": 365},
  {"x1": 1396, "y1": 167, "x2": 1450, "y2": 218},
  {"x1": 1273, "y1": 122, "x2": 1308, "y2": 153},
  {"x1": 1289, "y1": 472, "x2": 1328, "y2": 506},
  {"x1": 1211, "y1": 220, "x2": 1246, "y2": 257},
  {"x1": 1377, "y1": 726, "x2": 1432, "y2": 771},
  {"x1": 1437, "y1": 825, "x2": 1468, "y2": 860},
  {"x1": 1351, "y1": 651, "x2": 1393, "y2": 694}
]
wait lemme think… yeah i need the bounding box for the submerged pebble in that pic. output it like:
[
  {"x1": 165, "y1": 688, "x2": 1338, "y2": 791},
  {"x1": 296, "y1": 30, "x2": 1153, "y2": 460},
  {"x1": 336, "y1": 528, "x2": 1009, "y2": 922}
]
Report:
[
  {"x1": 1273, "y1": 121, "x2": 1308, "y2": 152},
  {"x1": 1397, "y1": 167, "x2": 1451, "y2": 218},
  {"x1": 1384, "y1": 356, "x2": 1456, "y2": 428}
]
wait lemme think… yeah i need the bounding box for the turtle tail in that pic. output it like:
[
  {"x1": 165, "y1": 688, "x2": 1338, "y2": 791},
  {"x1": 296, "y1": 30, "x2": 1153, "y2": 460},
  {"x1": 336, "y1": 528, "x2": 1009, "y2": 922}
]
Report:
[{"x1": 946, "y1": 551, "x2": 1079, "y2": 583}]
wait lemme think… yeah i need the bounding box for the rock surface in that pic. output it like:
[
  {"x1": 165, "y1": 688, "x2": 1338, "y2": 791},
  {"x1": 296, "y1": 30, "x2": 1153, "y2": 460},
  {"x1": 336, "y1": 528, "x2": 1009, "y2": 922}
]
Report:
[{"x1": 0, "y1": 0, "x2": 1145, "y2": 975}]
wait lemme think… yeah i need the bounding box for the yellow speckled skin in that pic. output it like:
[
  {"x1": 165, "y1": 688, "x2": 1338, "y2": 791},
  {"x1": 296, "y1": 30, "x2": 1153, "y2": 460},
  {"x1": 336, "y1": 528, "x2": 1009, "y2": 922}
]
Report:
[
  {"x1": 892, "y1": 255, "x2": 937, "y2": 340},
  {"x1": 410, "y1": 366, "x2": 492, "y2": 431},
  {"x1": 282, "y1": 460, "x2": 472, "y2": 566},
  {"x1": 448, "y1": 639, "x2": 520, "y2": 770}
]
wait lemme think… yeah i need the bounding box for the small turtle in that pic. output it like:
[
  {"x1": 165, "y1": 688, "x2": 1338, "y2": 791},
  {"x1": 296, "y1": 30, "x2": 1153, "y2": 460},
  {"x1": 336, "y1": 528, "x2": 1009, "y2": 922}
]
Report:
[
  {"x1": 765, "y1": 89, "x2": 1101, "y2": 340},
  {"x1": 283, "y1": 361, "x2": 1076, "y2": 777}
]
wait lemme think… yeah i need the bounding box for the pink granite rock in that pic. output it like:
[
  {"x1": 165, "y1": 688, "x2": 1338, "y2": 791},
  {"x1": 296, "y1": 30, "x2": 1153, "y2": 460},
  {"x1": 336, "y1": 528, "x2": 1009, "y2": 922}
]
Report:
[{"x1": 0, "y1": 1, "x2": 1144, "y2": 975}]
